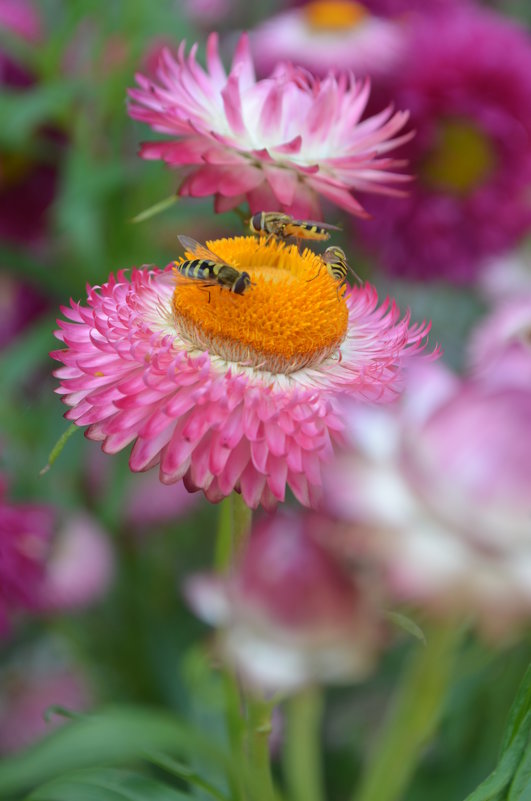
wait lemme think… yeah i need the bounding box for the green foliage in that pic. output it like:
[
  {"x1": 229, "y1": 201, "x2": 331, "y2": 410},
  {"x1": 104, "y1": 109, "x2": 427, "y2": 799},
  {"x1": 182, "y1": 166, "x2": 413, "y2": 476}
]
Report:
[
  {"x1": 463, "y1": 666, "x2": 531, "y2": 801},
  {"x1": 0, "y1": 707, "x2": 228, "y2": 799},
  {"x1": 27, "y1": 768, "x2": 191, "y2": 801}
]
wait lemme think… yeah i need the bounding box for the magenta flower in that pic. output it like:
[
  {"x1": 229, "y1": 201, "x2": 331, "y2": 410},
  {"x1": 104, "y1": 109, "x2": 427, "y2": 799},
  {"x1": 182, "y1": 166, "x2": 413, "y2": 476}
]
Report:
[
  {"x1": 359, "y1": 8, "x2": 531, "y2": 283},
  {"x1": 128, "y1": 33, "x2": 411, "y2": 218},
  {"x1": 325, "y1": 364, "x2": 531, "y2": 638},
  {"x1": 360, "y1": 0, "x2": 468, "y2": 15},
  {"x1": 186, "y1": 512, "x2": 382, "y2": 691},
  {"x1": 52, "y1": 235, "x2": 436, "y2": 511},
  {"x1": 0, "y1": 482, "x2": 54, "y2": 635}
]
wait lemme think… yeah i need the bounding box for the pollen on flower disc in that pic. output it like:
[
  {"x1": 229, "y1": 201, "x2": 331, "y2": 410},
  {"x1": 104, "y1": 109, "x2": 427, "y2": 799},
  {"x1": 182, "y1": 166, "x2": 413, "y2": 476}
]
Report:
[{"x1": 172, "y1": 237, "x2": 348, "y2": 374}]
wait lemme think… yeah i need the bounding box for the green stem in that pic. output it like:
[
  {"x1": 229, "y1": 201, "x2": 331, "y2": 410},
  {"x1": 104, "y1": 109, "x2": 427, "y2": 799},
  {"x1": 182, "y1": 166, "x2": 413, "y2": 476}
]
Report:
[
  {"x1": 215, "y1": 494, "x2": 252, "y2": 571},
  {"x1": 215, "y1": 495, "x2": 234, "y2": 571},
  {"x1": 246, "y1": 697, "x2": 278, "y2": 801},
  {"x1": 214, "y1": 494, "x2": 255, "y2": 801},
  {"x1": 232, "y1": 492, "x2": 252, "y2": 554},
  {"x1": 284, "y1": 686, "x2": 325, "y2": 801},
  {"x1": 130, "y1": 193, "x2": 178, "y2": 223},
  {"x1": 353, "y1": 623, "x2": 463, "y2": 801}
]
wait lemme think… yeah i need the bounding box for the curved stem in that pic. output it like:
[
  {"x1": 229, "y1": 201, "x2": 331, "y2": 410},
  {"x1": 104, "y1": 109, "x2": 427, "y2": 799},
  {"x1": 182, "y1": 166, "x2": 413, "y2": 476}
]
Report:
[
  {"x1": 284, "y1": 686, "x2": 325, "y2": 801},
  {"x1": 353, "y1": 623, "x2": 463, "y2": 801}
]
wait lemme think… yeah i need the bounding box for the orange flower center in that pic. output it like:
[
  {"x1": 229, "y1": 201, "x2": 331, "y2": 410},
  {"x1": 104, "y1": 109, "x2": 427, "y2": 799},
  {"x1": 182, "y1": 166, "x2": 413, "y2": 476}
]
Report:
[
  {"x1": 304, "y1": 0, "x2": 368, "y2": 31},
  {"x1": 172, "y1": 236, "x2": 349, "y2": 374},
  {"x1": 421, "y1": 118, "x2": 496, "y2": 196}
]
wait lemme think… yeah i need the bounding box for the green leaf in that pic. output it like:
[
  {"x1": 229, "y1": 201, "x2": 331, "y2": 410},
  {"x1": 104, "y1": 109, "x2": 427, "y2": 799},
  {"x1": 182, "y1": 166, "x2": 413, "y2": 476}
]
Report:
[
  {"x1": 27, "y1": 768, "x2": 190, "y2": 801},
  {"x1": 462, "y1": 664, "x2": 531, "y2": 801},
  {"x1": 462, "y1": 716, "x2": 530, "y2": 801},
  {"x1": 385, "y1": 612, "x2": 426, "y2": 645},
  {"x1": 146, "y1": 753, "x2": 229, "y2": 801},
  {"x1": 0, "y1": 707, "x2": 227, "y2": 798},
  {"x1": 501, "y1": 666, "x2": 531, "y2": 755},
  {"x1": 508, "y1": 743, "x2": 531, "y2": 801}
]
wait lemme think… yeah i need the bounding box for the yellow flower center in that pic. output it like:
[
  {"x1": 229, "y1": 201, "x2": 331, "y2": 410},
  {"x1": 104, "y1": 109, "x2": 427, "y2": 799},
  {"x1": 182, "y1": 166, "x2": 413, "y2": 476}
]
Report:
[
  {"x1": 421, "y1": 118, "x2": 496, "y2": 195},
  {"x1": 172, "y1": 236, "x2": 349, "y2": 374},
  {"x1": 304, "y1": 0, "x2": 368, "y2": 32}
]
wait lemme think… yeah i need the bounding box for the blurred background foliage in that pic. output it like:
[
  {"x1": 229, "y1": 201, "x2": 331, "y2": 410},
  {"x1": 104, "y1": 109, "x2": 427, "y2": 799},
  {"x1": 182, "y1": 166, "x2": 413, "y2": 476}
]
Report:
[{"x1": 1, "y1": 2, "x2": 531, "y2": 800}]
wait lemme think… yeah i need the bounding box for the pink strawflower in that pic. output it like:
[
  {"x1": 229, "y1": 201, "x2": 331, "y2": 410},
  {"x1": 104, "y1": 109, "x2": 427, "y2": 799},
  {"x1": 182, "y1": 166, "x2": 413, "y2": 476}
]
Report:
[
  {"x1": 359, "y1": 8, "x2": 531, "y2": 283},
  {"x1": 128, "y1": 33, "x2": 411, "y2": 218},
  {"x1": 468, "y1": 297, "x2": 531, "y2": 392},
  {"x1": 52, "y1": 235, "x2": 436, "y2": 511},
  {"x1": 186, "y1": 512, "x2": 382, "y2": 691},
  {"x1": 250, "y1": 2, "x2": 407, "y2": 80},
  {"x1": 325, "y1": 364, "x2": 531, "y2": 638},
  {"x1": 0, "y1": 483, "x2": 54, "y2": 635},
  {"x1": 37, "y1": 514, "x2": 114, "y2": 612}
]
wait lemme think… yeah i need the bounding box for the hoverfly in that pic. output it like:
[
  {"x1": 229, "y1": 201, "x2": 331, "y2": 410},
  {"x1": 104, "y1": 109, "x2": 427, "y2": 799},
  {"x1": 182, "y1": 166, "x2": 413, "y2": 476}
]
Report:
[
  {"x1": 321, "y1": 246, "x2": 362, "y2": 287},
  {"x1": 176, "y1": 235, "x2": 252, "y2": 298},
  {"x1": 249, "y1": 211, "x2": 341, "y2": 244},
  {"x1": 307, "y1": 246, "x2": 361, "y2": 299}
]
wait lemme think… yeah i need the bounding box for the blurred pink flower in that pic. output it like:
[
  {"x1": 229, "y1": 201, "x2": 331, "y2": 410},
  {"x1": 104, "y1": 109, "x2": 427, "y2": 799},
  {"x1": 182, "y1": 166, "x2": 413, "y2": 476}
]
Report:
[
  {"x1": 0, "y1": 0, "x2": 41, "y2": 42},
  {"x1": 479, "y1": 252, "x2": 531, "y2": 302},
  {"x1": 128, "y1": 33, "x2": 411, "y2": 218},
  {"x1": 325, "y1": 364, "x2": 531, "y2": 638},
  {"x1": 183, "y1": 0, "x2": 232, "y2": 26},
  {"x1": 250, "y1": 2, "x2": 407, "y2": 80},
  {"x1": 468, "y1": 297, "x2": 531, "y2": 391},
  {"x1": 52, "y1": 236, "x2": 436, "y2": 511},
  {"x1": 186, "y1": 512, "x2": 382, "y2": 691},
  {"x1": 125, "y1": 471, "x2": 200, "y2": 528},
  {"x1": 38, "y1": 514, "x2": 114, "y2": 612},
  {"x1": 359, "y1": 8, "x2": 531, "y2": 283},
  {"x1": 0, "y1": 484, "x2": 54, "y2": 635},
  {"x1": 0, "y1": 657, "x2": 91, "y2": 754}
]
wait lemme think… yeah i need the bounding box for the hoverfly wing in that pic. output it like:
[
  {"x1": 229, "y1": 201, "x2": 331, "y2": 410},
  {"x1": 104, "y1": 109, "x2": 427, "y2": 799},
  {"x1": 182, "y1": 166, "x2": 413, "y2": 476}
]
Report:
[
  {"x1": 294, "y1": 219, "x2": 343, "y2": 232},
  {"x1": 177, "y1": 234, "x2": 226, "y2": 264}
]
